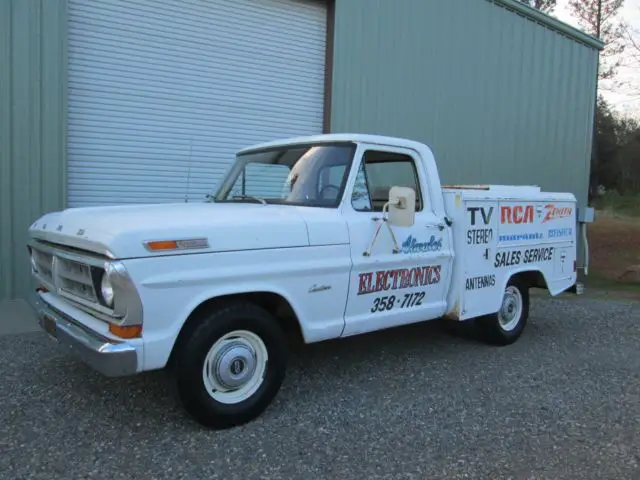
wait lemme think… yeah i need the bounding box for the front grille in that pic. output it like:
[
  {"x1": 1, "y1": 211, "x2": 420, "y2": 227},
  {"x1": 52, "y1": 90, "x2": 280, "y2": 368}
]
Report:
[
  {"x1": 57, "y1": 258, "x2": 98, "y2": 302},
  {"x1": 29, "y1": 242, "x2": 109, "y2": 313},
  {"x1": 32, "y1": 249, "x2": 54, "y2": 285}
]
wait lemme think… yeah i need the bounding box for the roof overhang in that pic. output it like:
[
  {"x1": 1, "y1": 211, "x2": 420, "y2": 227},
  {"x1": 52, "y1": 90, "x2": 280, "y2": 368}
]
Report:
[{"x1": 490, "y1": 0, "x2": 605, "y2": 51}]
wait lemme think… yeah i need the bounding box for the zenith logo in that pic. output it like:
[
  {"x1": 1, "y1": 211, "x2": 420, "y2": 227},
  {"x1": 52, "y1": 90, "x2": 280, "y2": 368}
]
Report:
[{"x1": 542, "y1": 204, "x2": 572, "y2": 223}]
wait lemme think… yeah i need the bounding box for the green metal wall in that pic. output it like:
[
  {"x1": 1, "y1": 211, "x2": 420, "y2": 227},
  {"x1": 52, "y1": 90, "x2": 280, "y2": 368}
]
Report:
[
  {"x1": 0, "y1": 0, "x2": 67, "y2": 302},
  {"x1": 330, "y1": 0, "x2": 602, "y2": 209}
]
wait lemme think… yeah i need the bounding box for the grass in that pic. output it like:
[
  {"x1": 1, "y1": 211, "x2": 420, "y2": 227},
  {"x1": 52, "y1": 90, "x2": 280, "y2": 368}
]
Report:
[
  {"x1": 592, "y1": 191, "x2": 640, "y2": 218},
  {"x1": 579, "y1": 206, "x2": 640, "y2": 300}
]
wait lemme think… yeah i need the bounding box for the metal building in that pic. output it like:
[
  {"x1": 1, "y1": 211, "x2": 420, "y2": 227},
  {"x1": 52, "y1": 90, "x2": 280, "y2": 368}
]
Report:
[{"x1": 0, "y1": 0, "x2": 603, "y2": 309}]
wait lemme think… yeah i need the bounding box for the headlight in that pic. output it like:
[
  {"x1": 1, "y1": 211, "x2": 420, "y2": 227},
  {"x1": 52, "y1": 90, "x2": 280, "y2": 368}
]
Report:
[
  {"x1": 29, "y1": 251, "x2": 38, "y2": 273},
  {"x1": 100, "y1": 272, "x2": 115, "y2": 307}
]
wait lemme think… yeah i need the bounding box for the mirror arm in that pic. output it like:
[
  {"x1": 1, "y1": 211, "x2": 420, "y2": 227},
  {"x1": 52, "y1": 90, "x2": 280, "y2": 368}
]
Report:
[{"x1": 363, "y1": 201, "x2": 401, "y2": 256}]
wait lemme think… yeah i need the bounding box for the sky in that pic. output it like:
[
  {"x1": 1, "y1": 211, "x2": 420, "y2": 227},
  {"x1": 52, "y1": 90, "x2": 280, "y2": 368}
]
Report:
[{"x1": 551, "y1": 0, "x2": 640, "y2": 117}]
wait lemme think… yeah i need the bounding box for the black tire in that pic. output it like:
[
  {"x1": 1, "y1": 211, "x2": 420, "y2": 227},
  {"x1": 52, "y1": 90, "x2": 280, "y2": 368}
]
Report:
[
  {"x1": 174, "y1": 301, "x2": 288, "y2": 429},
  {"x1": 476, "y1": 277, "x2": 530, "y2": 346}
]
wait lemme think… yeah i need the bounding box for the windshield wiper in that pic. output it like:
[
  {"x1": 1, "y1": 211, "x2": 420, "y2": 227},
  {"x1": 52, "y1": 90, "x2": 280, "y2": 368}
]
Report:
[{"x1": 231, "y1": 195, "x2": 268, "y2": 205}]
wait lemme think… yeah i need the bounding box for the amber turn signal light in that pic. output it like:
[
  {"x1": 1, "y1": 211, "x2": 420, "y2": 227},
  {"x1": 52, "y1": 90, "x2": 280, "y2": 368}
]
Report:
[
  {"x1": 109, "y1": 324, "x2": 142, "y2": 339},
  {"x1": 145, "y1": 240, "x2": 179, "y2": 251}
]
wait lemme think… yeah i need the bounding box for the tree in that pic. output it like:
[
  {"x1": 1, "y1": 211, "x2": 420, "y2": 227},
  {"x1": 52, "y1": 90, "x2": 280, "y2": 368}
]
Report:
[
  {"x1": 590, "y1": 96, "x2": 640, "y2": 195},
  {"x1": 518, "y1": 0, "x2": 557, "y2": 13},
  {"x1": 623, "y1": 11, "x2": 640, "y2": 70},
  {"x1": 568, "y1": 0, "x2": 626, "y2": 82},
  {"x1": 568, "y1": 1, "x2": 626, "y2": 201}
]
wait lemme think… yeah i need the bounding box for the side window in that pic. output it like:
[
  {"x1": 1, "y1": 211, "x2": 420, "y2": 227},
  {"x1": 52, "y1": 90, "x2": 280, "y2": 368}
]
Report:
[
  {"x1": 351, "y1": 164, "x2": 372, "y2": 211},
  {"x1": 351, "y1": 150, "x2": 423, "y2": 212}
]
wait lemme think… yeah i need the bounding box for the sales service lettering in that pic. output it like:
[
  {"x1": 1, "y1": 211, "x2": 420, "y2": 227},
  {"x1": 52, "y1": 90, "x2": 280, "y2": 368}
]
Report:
[{"x1": 494, "y1": 247, "x2": 554, "y2": 268}]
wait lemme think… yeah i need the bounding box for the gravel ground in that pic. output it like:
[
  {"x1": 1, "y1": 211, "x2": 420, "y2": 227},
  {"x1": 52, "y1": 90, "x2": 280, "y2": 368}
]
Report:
[{"x1": 0, "y1": 296, "x2": 638, "y2": 480}]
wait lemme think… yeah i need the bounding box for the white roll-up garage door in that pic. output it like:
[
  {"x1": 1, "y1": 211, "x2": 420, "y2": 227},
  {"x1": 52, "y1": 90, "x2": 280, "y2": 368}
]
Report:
[{"x1": 67, "y1": 0, "x2": 327, "y2": 207}]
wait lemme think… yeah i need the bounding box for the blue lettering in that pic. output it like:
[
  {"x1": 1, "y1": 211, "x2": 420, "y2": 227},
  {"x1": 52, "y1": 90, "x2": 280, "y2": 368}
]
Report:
[
  {"x1": 401, "y1": 235, "x2": 443, "y2": 254},
  {"x1": 498, "y1": 232, "x2": 544, "y2": 242},
  {"x1": 548, "y1": 228, "x2": 572, "y2": 238}
]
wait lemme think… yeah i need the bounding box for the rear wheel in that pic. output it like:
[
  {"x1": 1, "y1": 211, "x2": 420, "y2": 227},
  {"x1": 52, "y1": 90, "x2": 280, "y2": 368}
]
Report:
[
  {"x1": 476, "y1": 278, "x2": 529, "y2": 346},
  {"x1": 174, "y1": 301, "x2": 288, "y2": 429}
]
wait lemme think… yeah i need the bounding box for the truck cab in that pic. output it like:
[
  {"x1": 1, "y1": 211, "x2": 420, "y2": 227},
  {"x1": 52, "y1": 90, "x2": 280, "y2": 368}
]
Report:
[{"x1": 27, "y1": 133, "x2": 580, "y2": 429}]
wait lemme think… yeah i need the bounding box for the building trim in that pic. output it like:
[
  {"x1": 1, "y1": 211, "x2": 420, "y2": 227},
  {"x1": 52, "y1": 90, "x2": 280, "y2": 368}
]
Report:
[
  {"x1": 490, "y1": 0, "x2": 605, "y2": 50},
  {"x1": 323, "y1": 0, "x2": 335, "y2": 133}
]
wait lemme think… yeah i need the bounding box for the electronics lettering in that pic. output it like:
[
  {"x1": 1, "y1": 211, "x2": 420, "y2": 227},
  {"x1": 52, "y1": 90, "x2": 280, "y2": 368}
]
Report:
[{"x1": 358, "y1": 265, "x2": 442, "y2": 296}]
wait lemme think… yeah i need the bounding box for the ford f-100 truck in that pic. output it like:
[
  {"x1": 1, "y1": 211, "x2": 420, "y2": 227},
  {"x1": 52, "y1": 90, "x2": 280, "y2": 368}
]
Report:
[{"x1": 26, "y1": 133, "x2": 586, "y2": 429}]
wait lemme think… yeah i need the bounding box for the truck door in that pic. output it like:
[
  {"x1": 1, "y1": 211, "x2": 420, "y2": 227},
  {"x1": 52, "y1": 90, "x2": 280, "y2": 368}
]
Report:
[{"x1": 341, "y1": 144, "x2": 453, "y2": 337}]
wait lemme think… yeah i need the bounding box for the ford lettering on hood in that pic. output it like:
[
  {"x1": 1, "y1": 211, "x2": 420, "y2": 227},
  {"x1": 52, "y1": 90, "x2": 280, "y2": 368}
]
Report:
[{"x1": 29, "y1": 202, "x2": 311, "y2": 259}]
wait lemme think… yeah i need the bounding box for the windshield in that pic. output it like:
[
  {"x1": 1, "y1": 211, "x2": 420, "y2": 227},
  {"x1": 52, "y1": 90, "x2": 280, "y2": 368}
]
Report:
[{"x1": 213, "y1": 143, "x2": 356, "y2": 207}]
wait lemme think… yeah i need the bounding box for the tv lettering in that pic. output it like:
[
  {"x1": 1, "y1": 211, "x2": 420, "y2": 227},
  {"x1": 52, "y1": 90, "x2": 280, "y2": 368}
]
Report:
[
  {"x1": 501, "y1": 205, "x2": 534, "y2": 224},
  {"x1": 494, "y1": 247, "x2": 554, "y2": 267},
  {"x1": 467, "y1": 206, "x2": 494, "y2": 226},
  {"x1": 358, "y1": 265, "x2": 441, "y2": 296},
  {"x1": 465, "y1": 274, "x2": 496, "y2": 291}
]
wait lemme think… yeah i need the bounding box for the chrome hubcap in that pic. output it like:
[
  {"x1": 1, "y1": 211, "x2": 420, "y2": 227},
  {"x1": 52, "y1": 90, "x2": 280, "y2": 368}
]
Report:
[
  {"x1": 202, "y1": 330, "x2": 268, "y2": 405},
  {"x1": 211, "y1": 342, "x2": 257, "y2": 389},
  {"x1": 498, "y1": 286, "x2": 523, "y2": 332}
]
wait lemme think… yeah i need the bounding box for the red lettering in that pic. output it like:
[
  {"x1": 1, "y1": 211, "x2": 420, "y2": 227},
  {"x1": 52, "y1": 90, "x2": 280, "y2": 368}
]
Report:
[
  {"x1": 542, "y1": 204, "x2": 572, "y2": 223},
  {"x1": 390, "y1": 270, "x2": 401, "y2": 289},
  {"x1": 399, "y1": 269, "x2": 410, "y2": 289},
  {"x1": 501, "y1": 205, "x2": 534, "y2": 224},
  {"x1": 358, "y1": 273, "x2": 369, "y2": 295},
  {"x1": 410, "y1": 268, "x2": 421, "y2": 287},
  {"x1": 375, "y1": 271, "x2": 386, "y2": 292},
  {"x1": 432, "y1": 265, "x2": 441, "y2": 283},
  {"x1": 358, "y1": 264, "x2": 442, "y2": 295},
  {"x1": 501, "y1": 206, "x2": 511, "y2": 224}
]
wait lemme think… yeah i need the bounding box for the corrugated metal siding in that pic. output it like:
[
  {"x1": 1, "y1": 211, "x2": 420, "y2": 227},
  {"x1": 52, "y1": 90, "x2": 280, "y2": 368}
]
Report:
[
  {"x1": 0, "y1": 0, "x2": 67, "y2": 302},
  {"x1": 329, "y1": 0, "x2": 599, "y2": 209},
  {"x1": 66, "y1": 0, "x2": 327, "y2": 207}
]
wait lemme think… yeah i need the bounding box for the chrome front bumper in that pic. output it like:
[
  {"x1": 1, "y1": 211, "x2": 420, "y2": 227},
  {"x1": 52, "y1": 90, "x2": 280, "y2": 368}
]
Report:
[{"x1": 30, "y1": 293, "x2": 139, "y2": 377}]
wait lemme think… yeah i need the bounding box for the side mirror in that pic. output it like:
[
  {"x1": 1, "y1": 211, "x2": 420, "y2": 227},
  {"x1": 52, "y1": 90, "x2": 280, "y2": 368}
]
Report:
[{"x1": 387, "y1": 186, "x2": 415, "y2": 227}]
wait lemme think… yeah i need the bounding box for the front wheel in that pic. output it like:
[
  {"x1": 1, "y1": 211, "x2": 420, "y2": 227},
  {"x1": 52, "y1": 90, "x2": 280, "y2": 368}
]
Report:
[
  {"x1": 476, "y1": 278, "x2": 530, "y2": 346},
  {"x1": 174, "y1": 302, "x2": 288, "y2": 429}
]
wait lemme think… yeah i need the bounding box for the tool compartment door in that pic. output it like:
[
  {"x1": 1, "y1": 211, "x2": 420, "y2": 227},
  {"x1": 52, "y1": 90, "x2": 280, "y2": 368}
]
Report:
[{"x1": 460, "y1": 200, "x2": 501, "y2": 319}]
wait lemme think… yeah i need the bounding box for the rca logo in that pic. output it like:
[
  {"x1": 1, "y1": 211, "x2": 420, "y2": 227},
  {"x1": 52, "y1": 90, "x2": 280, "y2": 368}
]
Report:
[
  {"x1": 542, "y1": 204, "x2": 572, "y2": 223},
  {"x1": 500, "y1": 205, "x2": 534, "y2": 224}
]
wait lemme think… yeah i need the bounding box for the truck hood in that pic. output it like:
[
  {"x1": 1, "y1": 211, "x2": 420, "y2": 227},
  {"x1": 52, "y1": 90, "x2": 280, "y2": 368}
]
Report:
[{"x1": 28, "y1": 202, "x2": 313, "y2": 259}]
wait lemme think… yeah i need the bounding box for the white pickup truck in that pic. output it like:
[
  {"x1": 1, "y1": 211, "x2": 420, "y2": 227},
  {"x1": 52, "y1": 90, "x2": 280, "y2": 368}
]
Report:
[{"x1": 27, "y1": 133, "x2": 584, "y2": 429}]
